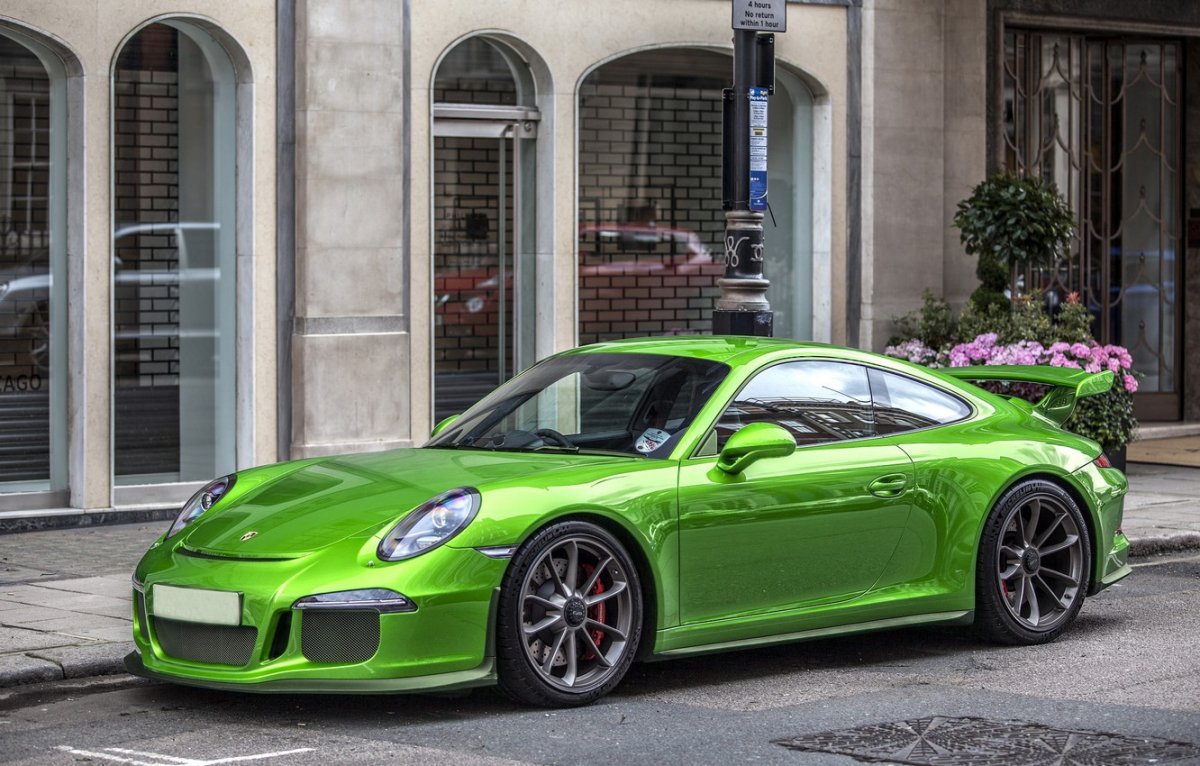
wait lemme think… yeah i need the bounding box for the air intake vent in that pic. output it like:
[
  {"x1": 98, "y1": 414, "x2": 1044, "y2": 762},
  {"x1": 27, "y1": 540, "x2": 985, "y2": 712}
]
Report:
[
  {"x1": 153, "y1": 618, "x2": 257, "y2": 666},
  {"x1": 300, "y1": 610, "x2": 380, "y2": 664},
  {"x1": 134, "y1": 592, "x2": 150, "y2": 643}
]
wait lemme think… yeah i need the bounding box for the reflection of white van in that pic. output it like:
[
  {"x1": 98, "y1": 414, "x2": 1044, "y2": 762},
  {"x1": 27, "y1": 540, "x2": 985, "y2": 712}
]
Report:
[{"x1": 0, "y1": 222, "x2": 221, "y2": 372}]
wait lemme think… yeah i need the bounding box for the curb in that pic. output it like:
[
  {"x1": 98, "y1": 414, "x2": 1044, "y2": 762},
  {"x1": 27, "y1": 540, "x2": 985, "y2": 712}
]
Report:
[
  {"x1": 0, "y1": 673, "x2": 152, "y2": 712},
  {"x1": 0, "y1": 508, "x2": 176, "y2": 535},
  {"x1": 1128, "y1": 533, "x2": 1200, "y2": 558},
  {"x1": 0, "y1": 642, "x2": 133, "y2": 689}
]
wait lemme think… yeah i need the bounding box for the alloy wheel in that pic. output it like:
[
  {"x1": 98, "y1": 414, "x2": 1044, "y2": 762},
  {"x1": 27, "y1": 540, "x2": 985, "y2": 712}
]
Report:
[
  {"x1": 518, "y1": 535, "x2": 633, "y2": 692},
  {"x1": 995, "y1": 493, "x2": 1085, "y2": 631}
]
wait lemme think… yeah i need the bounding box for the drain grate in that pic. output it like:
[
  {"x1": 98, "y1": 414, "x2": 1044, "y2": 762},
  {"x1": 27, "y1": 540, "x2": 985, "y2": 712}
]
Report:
[{"x1": 773, "y1": 716, "x2": 1200, "y2": 765}]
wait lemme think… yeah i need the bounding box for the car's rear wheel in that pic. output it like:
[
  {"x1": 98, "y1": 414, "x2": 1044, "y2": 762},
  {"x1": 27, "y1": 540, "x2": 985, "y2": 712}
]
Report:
[
  {"x1": 974, "y1": 479, "x2": 1091, "y2": 645},
  {"x1": 496, "y1": 520, "x2": 642, "y2": 706}
]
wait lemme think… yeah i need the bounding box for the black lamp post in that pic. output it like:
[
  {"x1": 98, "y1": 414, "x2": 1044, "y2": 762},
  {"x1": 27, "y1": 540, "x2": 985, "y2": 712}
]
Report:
[{"x1": 714, "y1": 2, "x2": 783, "y2": 337}]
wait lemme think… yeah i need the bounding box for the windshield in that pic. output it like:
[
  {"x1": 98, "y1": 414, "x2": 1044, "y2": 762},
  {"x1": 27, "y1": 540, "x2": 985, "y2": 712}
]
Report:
[{"x1": 426, "y1": 352, "x2": 729, "y2": 458}]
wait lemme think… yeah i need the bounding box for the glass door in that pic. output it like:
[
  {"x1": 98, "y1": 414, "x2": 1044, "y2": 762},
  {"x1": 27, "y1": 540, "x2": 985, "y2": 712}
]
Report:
[
  {"x1": 432, "y1": 113, "x2": 536, "y2": 421},
  {"x1": 1002, "y1": 31, "x2": 1184, "y2": 419}
]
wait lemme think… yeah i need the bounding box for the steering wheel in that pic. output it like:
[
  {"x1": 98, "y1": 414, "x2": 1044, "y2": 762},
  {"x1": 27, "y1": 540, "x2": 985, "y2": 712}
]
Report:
[{"x1": 534, "y1": 428, "x2": 574, "y2": 448}]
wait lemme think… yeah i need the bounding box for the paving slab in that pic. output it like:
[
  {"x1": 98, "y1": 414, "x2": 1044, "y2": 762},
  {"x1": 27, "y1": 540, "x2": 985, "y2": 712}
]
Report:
[
  {"x1": 0, "y1": 566, "x2": 55, "y2": 586},
  {"x1": 0, "y1": 626, "x2": 78, "y2": 654},
  {"x1": 18, "y1": 615, "x2": 130, "y2": 634},
  {"x1": 35, "y1": 577, "x2": 132, "y2": 600}
]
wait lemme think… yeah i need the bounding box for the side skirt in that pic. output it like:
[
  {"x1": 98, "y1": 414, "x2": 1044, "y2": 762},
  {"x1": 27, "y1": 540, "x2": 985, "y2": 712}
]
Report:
[{"x1": 653, "y1": 610, "x2": 973, "y2": 659}]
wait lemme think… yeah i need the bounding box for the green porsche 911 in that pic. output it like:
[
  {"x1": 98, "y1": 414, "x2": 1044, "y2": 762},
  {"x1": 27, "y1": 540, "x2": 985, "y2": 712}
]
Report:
[{"x1": 126, "y1": 337, "x2": 1130, "y2": 706}]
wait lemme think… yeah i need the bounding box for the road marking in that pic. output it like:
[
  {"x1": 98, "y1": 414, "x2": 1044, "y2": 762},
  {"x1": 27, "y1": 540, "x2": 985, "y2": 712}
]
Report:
[
  {"x1": 199, "y1": 750, "x2": 315, "y2": 765},
  {"x1": 105, "y1": 748, "x2": 200, "y2": 764},
  {"x1": 55, "y1": 745, "x2": 314, "y2": 766}
]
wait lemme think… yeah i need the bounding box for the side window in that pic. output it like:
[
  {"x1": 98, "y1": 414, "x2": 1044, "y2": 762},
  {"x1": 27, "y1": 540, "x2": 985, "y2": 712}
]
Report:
[
  {"x1": 715, "y1": 361, "x2": 873, "y2": 449},
  {"x1": 868, "y1": 368, "x2": 971, "y2": 435}
]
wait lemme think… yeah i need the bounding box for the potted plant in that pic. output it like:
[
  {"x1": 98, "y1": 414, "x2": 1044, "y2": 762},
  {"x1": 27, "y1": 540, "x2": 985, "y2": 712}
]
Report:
[
  {"x1": 885, "y1": 276, "x2": 1138, "y2": 464},
  {"x1": 952, "y1": 172, "x2": 1076, "y2": 313}
]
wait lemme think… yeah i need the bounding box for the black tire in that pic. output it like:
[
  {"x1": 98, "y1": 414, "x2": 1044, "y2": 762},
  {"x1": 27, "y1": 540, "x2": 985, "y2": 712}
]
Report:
[
  {"x1": 496, "y1": 520, "x2": 643, "y2": 707},
  {"x1": 974, "y1": 479, "x2": 1091, "y2": 645}
]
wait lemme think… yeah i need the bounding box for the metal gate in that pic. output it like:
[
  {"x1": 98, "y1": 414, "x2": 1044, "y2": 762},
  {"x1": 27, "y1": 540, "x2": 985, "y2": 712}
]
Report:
[{"x1": 1001, "y1": 30, "x2": 1183, "y2": 420}]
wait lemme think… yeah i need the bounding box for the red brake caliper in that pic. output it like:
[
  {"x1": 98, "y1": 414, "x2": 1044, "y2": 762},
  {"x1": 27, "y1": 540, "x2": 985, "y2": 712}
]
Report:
[{"x1": 580, "y1": 563, "x2": 606, "y2": 660}]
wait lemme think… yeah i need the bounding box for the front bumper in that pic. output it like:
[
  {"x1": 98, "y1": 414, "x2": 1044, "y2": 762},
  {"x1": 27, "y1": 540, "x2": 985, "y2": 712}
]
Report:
[{"x1": 129, "y1": 536, "x2": 507, "y2": 692}]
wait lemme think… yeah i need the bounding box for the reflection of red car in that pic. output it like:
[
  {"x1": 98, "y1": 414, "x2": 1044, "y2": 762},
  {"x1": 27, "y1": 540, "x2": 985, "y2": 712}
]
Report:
[{"x1": 434, "y1": 224, "x2": 723, "y2": 341}]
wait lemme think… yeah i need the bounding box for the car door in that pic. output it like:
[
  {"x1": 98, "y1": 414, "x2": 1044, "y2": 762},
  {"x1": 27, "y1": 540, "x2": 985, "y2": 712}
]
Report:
[{"x1": 677, "y1": 359, "x2": 915, "y2": 624}]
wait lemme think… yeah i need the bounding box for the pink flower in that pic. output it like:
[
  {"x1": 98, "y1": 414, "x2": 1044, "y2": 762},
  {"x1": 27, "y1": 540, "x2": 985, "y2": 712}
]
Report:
[
  {"x1": 1123, "y1": 373, "x2": 1138, "y2": 393},
  {"x1": 1071, "y1": 343, "x2": 1091, "y2": 358}
]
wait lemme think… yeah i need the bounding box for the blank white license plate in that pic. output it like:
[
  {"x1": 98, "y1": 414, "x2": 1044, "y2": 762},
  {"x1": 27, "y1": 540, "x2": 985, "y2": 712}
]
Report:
[{"x1": 151, "y1": 584, "x2": 242, "y2": 626}]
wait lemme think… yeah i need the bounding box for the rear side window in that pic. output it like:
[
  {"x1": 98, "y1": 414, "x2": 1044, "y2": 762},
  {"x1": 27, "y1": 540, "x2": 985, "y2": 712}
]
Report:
[
  {"x1": 716, "y1": 361, "x2": 874, "y2": 448},
  {"x1": 868, "y1": 368, "x2": 971, "y2": 435}
]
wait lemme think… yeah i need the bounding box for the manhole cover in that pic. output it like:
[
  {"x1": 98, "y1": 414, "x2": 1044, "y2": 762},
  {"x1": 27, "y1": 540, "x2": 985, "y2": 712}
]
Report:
[{"x1": 773, "y1": 716, "x2": 1200, "y2": 765}]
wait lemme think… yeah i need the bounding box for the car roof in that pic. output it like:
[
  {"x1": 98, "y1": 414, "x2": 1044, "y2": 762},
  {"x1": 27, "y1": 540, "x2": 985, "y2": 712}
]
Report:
[{"x1": 567, "y1": 336, "x2": 844, "y2": 365}]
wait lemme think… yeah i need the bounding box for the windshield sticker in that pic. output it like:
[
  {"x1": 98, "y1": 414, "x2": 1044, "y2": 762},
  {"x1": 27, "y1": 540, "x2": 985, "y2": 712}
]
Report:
[{"x1": 635, "y1": 428, "x2": 672, "y2": 453}]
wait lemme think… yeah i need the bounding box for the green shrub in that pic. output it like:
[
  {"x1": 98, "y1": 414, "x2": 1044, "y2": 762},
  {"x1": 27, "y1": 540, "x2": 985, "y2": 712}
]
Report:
[{"x1": 953, "y1": 173, "x2": 1075, "y2": 313}]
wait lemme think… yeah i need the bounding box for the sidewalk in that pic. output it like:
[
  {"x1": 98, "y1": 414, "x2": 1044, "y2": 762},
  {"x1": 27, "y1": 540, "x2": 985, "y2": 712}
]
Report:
[{"x1": 1, "y1": 464, "x2": 1197, "y2": 691}]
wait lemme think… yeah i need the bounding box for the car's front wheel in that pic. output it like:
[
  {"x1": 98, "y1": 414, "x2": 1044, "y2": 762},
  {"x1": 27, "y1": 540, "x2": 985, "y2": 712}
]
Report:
[
  {"x1": 496, "y1": 520, "x2": 642, "y2": 706},
  {"x1": 974, "y1": 479, "x2": 1091, "y2": 645}
]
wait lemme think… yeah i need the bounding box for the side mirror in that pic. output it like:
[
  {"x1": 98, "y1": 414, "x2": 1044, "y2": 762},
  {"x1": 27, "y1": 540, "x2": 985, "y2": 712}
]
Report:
[
  {"x1": 716, "y1": 422, "x2": 796, "y2": 475},
  {"x1": 430, "y1": 414, "x2": 459, "y2": 438}
]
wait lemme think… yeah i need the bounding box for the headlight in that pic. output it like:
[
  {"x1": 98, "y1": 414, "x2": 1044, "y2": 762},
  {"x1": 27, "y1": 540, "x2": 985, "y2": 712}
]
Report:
[
  {"x1": 167, "y1": 475, "x2": 236, "y2": 538},
  {"x1": 378, "y1": 487, "x2": 480, "y2": 561}
]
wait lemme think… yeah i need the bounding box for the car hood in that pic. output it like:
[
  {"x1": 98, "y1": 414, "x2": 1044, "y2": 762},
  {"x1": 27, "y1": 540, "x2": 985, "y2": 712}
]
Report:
[{"x1": 181, "y1": 447, "x2": 627, "y2": 557}]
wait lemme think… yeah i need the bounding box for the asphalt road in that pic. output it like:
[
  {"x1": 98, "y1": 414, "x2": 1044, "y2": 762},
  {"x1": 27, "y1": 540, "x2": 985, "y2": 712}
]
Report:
[{"x1": 2, "y1": 553, "x2": 1198, "y2": 766}]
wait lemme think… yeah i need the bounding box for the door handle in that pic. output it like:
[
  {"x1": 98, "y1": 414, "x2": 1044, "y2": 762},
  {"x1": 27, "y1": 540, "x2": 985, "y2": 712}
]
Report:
[{"x1": 868, "y1": 474, "x2": 908, "y2": 497}]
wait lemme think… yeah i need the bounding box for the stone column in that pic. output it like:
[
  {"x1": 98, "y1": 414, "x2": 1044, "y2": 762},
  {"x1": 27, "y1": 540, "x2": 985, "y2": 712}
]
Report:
[{"x1": 291, "y1": 0, "x2": 412, "y2": 457}]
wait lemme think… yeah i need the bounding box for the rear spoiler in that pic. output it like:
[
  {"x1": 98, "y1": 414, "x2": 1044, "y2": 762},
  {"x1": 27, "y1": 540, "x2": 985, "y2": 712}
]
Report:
[{"x1": 941, "y1": 365, "x2": 1114, "y2": 426}]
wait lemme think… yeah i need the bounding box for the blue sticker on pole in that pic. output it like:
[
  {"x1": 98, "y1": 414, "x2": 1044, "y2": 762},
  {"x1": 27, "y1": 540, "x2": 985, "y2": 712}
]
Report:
[{"x1": 748, "y1": 87, "x2": 769, "y2": 211}]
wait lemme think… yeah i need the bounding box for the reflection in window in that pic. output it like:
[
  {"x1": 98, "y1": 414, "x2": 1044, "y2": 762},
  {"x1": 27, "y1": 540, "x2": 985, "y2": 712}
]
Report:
[
  {"x1": 431, "y1": 37, "x2": 537, "y2": 421},
  {"x1": 0, "y1": 31, "x2": 64, "y2": 491},
  {"x1": 577, "y1": 49, "x2": 815, "y2": 344},
  {"x1": 429, "y1": 353, "x2": 727, "y2": 458},
  {"x1": 113, "y1": 23, "x2": 237, "y2": 484},
  {"x1": 869, "y1": 368, "x2": 971, "y2": 435},
  {"x1": 717, "y1": 361, "x2": 873, "y2": 448}
]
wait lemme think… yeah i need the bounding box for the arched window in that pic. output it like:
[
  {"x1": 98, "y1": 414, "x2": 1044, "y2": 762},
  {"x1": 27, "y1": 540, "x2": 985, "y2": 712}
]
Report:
[
  {"x1": 112, "y1": 21, "x2": 238, "y2": 484},
  {"x1": 431, "y1": 37, "x2": 540, "y2": 420},
  {"x1": 0, "y1": 27, "x2": 67, "y2": 494},
  {"x1": 577, "y1": 49, "x2": 816, "y2": 343}
]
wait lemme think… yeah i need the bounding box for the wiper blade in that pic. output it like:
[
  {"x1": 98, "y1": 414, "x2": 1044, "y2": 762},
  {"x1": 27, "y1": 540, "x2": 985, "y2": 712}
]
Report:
[
  {"x1": 531, "y1": 444, "x2": 580, "y2": 454},
  {"x1": 575, "y1": 448, "x2": 646, "y2": 458}
]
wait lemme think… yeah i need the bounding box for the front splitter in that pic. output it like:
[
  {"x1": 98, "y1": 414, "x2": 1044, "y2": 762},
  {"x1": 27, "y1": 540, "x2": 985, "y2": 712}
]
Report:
[{"x1": 123, "y1": 651, "x2": 496, "y2": 695}]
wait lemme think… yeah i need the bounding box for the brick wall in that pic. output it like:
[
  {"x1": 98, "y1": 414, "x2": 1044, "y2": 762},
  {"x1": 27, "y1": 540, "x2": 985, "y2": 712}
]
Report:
[
  {"x1": 113, "y1": 24, "x2": 181, "y2": 390},
  {"x1": 112, "y1": 24, "x2": 183, "y2": 475},
  {"x1": 433, "y1": 134, "x2": 514, "y2": 377},
  {"x1": 577, "y1": 77, "x2": 726, "y2": 346},
  {"x1": 432, "y1": 67, "x2": 518, "y2": 417}
]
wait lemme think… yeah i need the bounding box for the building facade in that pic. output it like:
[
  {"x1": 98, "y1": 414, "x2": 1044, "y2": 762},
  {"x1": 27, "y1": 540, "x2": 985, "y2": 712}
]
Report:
[{"x1": 0, "y1": 0, "x2": 1195, "y2": 521}]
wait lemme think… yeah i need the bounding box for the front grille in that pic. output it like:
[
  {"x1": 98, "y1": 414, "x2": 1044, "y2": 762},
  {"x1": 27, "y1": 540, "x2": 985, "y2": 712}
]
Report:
[
  {"x1": 300, "y1": 610, "x2": 380, "y2": 664},
  {"x1": 153, "y1": 618, "x2": 258, "y2": 666}
]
